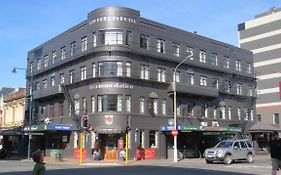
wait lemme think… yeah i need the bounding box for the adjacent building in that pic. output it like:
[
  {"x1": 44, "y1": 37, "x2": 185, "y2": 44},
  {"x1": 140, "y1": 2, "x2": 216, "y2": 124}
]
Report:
[{"x1": 26, "y1": 7, "x2": 255, "y2": 160}]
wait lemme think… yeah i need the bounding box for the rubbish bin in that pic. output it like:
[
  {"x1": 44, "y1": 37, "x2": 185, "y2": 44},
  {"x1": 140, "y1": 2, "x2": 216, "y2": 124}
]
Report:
[{"x1": 55, "y1": 153, "x2": 63, "y2": 162}]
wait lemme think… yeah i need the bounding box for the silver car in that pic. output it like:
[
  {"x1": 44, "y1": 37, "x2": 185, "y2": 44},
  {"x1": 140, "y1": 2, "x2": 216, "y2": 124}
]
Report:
[{"x1": 204, "y1": 139, "x2": 255, "y2": 165}]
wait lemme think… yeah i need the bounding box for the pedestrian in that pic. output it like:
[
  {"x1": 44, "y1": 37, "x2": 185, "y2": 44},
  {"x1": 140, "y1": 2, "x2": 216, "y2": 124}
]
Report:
[
  {"x1": 269, "y1": 131, "x2": 281, "y2": 175},
  {"x1": 32, "y1": 149, "x2": 46, "y2": 175}
]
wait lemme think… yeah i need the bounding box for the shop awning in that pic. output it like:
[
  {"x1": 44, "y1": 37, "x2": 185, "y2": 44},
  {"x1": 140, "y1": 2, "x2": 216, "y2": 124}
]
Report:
[
  {"x1": 24, "y1": 123, "x2": 75, "y2": 132},
  {"x1": 0, "y1": 129, "x2": 22, "y2": 136},
  {"x1": 160, "y1": 124, "x2": 241, "y2": 132},
  {"x1": 249, "y1": 122, "x2": 281, "y2": 133}
]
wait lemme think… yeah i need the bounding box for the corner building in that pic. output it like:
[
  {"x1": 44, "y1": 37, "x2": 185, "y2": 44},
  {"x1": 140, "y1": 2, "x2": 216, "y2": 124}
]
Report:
[{"x1": 26, "y1": 7, "x2": 255, "y2": 160}]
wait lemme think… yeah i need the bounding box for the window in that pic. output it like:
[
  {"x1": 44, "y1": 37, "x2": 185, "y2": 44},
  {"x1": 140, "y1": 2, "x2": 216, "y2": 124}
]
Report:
[
  {"x1": 250, "y1": 108, "x2": 254, "y2": 121},
  {"x1": 200, "y1": 76, "x2": 207, "y2": 86},
  {"x1": 237, "y1": 82, "x2": 242, "y2": 95},
  {"x1": 81, "y1": 36, "x2": 88, "y2": 52},
  {"x1": 247, "y1": 62, "x2": 252, "y2": 73},
  {"x1": 61, "y1": 47, "x2": 66, "y2": 60},
  {"x1": 69, "y1": 69, "x2": 75, "y2": 84},
  {"x1": 245, "y1": 109, "x2": 249, "y2": 121},
  {"x1": 59, "y1": 102, "x2": 64, "y2": 116},
  {"x1": 149, "y1": 130, "x2": 156, "y2": 148},
  {"x1": 125, "y1": 95, "x2": 131, "y2": 112},
  {"x1": 44, "y1": 55, "x2": 49, "y2": 68},
  {"x1": 228, "y1": 106, "x2": 232, "y2": 119},
  {"x1": 98, "y1": 61, "x2": 123, "y2": 77},
  {"x1": 153, "y1": 98, "x2": 158, "y2": 115},
  {"x1": 187, "y1": 104, "x2": 194, "y2": 116},
  {"x1": 91, "y1": 96, "x2": 95, "y2": 113},
  {"x1": 139, "y1": 130, "x2": 145, "y2": 148},
  {"x1": 36, "y1": 82, "x2": 40, "y2": 91},
  {"x1": 74, "y1": 99, "x2": 80, "y2": 115},
  {"x1": 213, "y1": 106, "x2": 217, "y2": 119},
  {"x1": 97, "y1": 95, "x2": 123, "y2": 112},
  {"x1": 43, "y1": 79, "x2": 48, "y2": 88},
  {"x1": 100, "y1": 29, "x2": 123, "y2": 45},
  {"x1": 248, "y1": 85, "x2": 253, "y2": 96},
  {"x1": 240, "y1": 141, "x2": 247, "y2": 149},
  {"x1": 49, "y1": 104, "x2": 54, "y2": 118},
  {"x1": 238, "y1": 107, "x2": 241, "y2": 120},
  {"x1": 273, "y1": 113, "x2": 280, "y2": 125},
  {"x1": 187, "y1": 69, "x2": 194, "y2": 85},
  {"x1": 71, "y1": 41, "x2": 76, "y2": 56},
  {"x1": 213, "y1": 79, "x2": 219, "y2": 89},
  {"x1": 201, "y1": 104, "x2": 207, "y2": 117},
  {"x1": 140, "y1": 34, "x2": 149, "y2": 49},
  {"x1": 199, "y1": 50, "x2": 206, "y2": 63},
  {"x1": 126, "y1": 30, "x2": 132, "y2": 45},
  {"x1": 92, "y1": 32, "x2": 97, "y2": 47},
  {"x1": 92, "y1": 63, "x2": 96, "y2": 78},
  {"x1": 162, "y1": 99, "x2": 166, "y2": 115},
  {"x1": 52, "y1": 51, "x2": 57, "y2": 64},
  {"x1": 172, "y1": 42, "x2": 180, "y2": 57},
  {"x1": 37, "y1": 59, "x2": 41, "y2": 70},
  {"x1": 211, "y1": 53, "x2": 218, "y2": 66},
  {"x1": 82, "y1": 97, "x2": 87, "y2": 114},
  {"x1": 140, "y1": 64, "x2": 149, "y2": 80},
  {"x1": 30, "y1": 62, "x2": 33, "y2": 74},
  {"x1": 80, "y1": 66, "x2": 87, "y2": 80},
  {"x1": 126, "y1": 62, "x2": 131, "y2": 77},
  {"x1": 236, "y1": 60, "x2": 241, "y2": 71},
  {"x1": 223, "y1": 56, "x2": 229, "y2": 68},
  {"x1": 51, "y1": 76, "x2": 55, "y2": 86},
  {"x1": 186, "y1": 46, "x2": 193, "y2": 60},
  {"x1": 140, "y1": 97, "x2": 145, "y2": 113},
  {"x1": 157, "y1": 68, "x2": 166, "y2": 82},
  {"x1": 173, "y1": 70, "x2": 180, "y2": 83},
  {"x1": 59, "y1": 73, "x2": 64, "y2": 84},
  {"x1": 220, "y1": 106, "x2": 225, "y2": 119},
  {"x1": 157, "y1": 39, "x2": 165, "y2": 53},
  {"x1": 257, "y1": 114, "x2": 262, "y2": 122},
  {"x1": 225, "y1": 80, "x2": 231, "y2": 93}
]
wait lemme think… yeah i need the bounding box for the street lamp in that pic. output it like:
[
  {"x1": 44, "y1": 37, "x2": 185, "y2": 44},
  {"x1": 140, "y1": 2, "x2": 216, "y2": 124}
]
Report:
[
  {"x1": 12, "y1": 67, "x2": 33, "y2": 160},
  {"x1": 173, "y1": 53, "x2": 193, "y2": 162}
]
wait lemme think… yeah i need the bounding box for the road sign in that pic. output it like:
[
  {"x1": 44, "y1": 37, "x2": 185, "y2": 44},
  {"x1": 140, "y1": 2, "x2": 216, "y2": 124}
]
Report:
[{"x1": 171, "y1": 129, "x2": 178, "y2": 136}]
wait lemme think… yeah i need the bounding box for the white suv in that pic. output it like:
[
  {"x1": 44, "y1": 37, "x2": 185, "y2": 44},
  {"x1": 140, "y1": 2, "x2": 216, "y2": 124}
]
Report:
[{"x1": 204, "y1": 139, "x2": 255, "y2": 165}]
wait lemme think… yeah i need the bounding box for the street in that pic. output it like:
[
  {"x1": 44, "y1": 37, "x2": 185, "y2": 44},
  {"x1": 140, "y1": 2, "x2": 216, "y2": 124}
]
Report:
[{"x1": 0, "y1": 155, "x2": 272, "y2": 175}]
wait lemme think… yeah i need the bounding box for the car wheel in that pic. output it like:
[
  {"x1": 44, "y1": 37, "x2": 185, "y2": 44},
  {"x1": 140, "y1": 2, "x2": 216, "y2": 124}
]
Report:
[
  {"x1": 224, "y1": 154, "x2": 232, "y2": 165},
  {"x1": 246, "y1": 153, "x2": 253, "y2": 163},
  {"x1": 205, "y1": 159, "x2": 213, "y2": 164}
]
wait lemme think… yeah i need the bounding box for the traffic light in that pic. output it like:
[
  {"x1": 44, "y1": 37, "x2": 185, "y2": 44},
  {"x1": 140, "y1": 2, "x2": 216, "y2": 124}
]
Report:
[{"x1": 81, "y1": 115, "x2": 89, "y2": 129}]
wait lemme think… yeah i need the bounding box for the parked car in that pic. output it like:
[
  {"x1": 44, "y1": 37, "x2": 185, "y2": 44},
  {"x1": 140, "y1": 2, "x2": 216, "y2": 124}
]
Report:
[{"x1": 204, "y1": 139, "x2": 255, "y2": 165}]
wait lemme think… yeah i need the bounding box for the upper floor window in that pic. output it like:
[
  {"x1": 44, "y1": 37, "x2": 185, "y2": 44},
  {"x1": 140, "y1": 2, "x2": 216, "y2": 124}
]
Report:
[
  {"x1": 91, "y1": 96, "x2": 95, "y2": 113},
  {"x1": 213, "y1": 78, "x2": 219, "y2": 89},
  {"x1": 99, "y1": 61, "x2": 123, "y2": 77},
  {"x1": 43, "y1": 79, "x2": 48, "y2": 88},
  {"x1": 162, "y1": 99, "x2": 166, "y2": 115},
  {"x1": 51, "y1": 76, "x2": 55, "y2": 86},
  {"x1": 69, "y1": 69, "x2": 75, "y2": 84},
  {"x1": 71, "y1": 41, "x2": 76, "y2": 56},
  {"x1": 126, "y1": 62, "x2": 131, "y2": 77},
  {"x1": 223, "y1": 56, "x2": 229, "y2": 68},
  {"x1": 157, "y1": 39, "x2": 165, "y2": 53},
  {"x1": 125, "y1": 95, "x2": 131, "y2": 113},
  {"x1": 140, "y1": 34, "x2": 149, "y2": 49},
  {"x1": 82, "y1": 97, "x2": 87, "y2": 114},
  {"x1": 199, "y1": 50, "x2": 206, "y2": 63},
  {"x1": 248, "y1": 84, "x2": 253, "y2": 96},
  {"x1": 157, "y1": 68, "x2": 166, "y2": 82},
  {"x1": 92, "y1": 63, "x2": 96, "y2": 78},
  {"x1": 186, "y1": 46, "x2": 193, "y2": 60},
  {"x1": 225, "y1": 80, "x2": 231, "y2": 93},
  {"x1": 61, "y1": 47, "x2": 66, "y2": 60},
  {"x1": 140, "y1": 97, "x2": 145, "y2": 113},
  {"x1": 211, "y1": 53, "x2": 218, "y2": 66},
  {"x1": 187, "y1": 69, "x2": 194, "y2": 85},
  {"x1": 35, "y1": 82, "x2": 40, "y2": 91},
  {"x1": 52, "y1": 51, "x2": 57, "y2": 64},
  {"x1": 173, "y1": 70, "x2": 180, "y2": 83},
  {"x1": 236, "y1": 60, "x2": 242, "y2": 71},
  {"x1": 92, "y1": 32, "x2": 97, "y2": 47},
  {"x1": 250, "y1": 108, "x2": 254, "y2": 121},
  {"x1": 80, "y1": 66, "x2": 87, "y2": 80},
  {"x1": 37, "y1": 58, "x2": 41, "y2": 70},
  {"x1": 228, "y1": 106, "x2": 232, "y2": 120},
  {"x1": 247, "y1": 62, "x2": 252, "y2": 73},
  {"x1": 172, "y1": 42, "x2": 180, "y2": 57},
  {"x1": 200, "y1": 75, "x2": 207, "y2": 86},
  {"x1": 30, "y1": 62, "x2": 33, "y2": 74},
  {"x1": 81, "y1": 36, "x2": 88, "y2": 52},
  {"x1": 273, "y1": 113, "x2": 280, "y2": 125},
  {"x1": 125, "y1": 30, "x2": 132, "y2": 45},
  {"x1": 100, "y1": 29, "x2": 123, "y2": 45},
  {"x1": 237, "y1": 82, "x2": 242, "y2": 95},
  {"x1": 44, "y1": 55, "x2": 49, "y2": 68},
  {"x1": 140, "y1": 64, "x2": 149, "y2": 80},
  {"x1": 60, "y1": 73, "x2": 65, "y2": 84},
  {"x1": 97, "y1": 94, "x2": 123, "y2": 112},
  {"x1": 257, "y1": 114, "x2": 262, "y2": 122},
  {"x1": 153, "y1": 98, "x2": 158, "y2": 115},
  {"x1": 238, "y1": 107, "x2": 241, "y2": 120}
]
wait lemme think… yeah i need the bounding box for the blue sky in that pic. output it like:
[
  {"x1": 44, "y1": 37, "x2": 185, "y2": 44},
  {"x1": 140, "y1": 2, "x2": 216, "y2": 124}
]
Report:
[{"x1": 1, "y1": 0, "x2": 281, "y2": 88}]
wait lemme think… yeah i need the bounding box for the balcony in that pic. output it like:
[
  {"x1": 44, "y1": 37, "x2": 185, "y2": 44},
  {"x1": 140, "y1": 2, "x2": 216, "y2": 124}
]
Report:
[
  {"x1": 168, "y1": 82, "x2": 219, "y2": 98},
  {"x1": 33, "y1": 85, "x2": 63, "y2": 100}
]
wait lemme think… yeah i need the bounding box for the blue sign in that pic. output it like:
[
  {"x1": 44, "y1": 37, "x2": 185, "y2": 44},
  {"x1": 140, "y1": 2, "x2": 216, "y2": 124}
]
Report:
[
  {"x1": 47, "y1": 124, "x2": 74, "y2": 131},
  {"x1": 160, "y1": 125, "x2": 181, "y2": 131}
]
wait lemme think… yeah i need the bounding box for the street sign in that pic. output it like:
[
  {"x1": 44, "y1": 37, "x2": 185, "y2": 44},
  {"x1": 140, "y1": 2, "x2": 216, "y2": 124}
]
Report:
[{"x1": 171, "y1": 129, "x2": 178, "y2": 136}]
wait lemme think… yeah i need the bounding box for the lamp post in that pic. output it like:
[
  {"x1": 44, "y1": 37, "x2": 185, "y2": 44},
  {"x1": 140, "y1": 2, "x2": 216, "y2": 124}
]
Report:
[
  {"x1": 173, "y1": 53, "x2": 193, "y2": 163},
  {"x1": 12, "y1": 67, "x2": 33, "y2": 160}
]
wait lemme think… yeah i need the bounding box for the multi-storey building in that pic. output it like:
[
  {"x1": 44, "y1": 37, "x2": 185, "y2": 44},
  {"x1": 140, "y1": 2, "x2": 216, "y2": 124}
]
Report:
[
  {"x1": 26, "y1": 7, "x2": 255, "y2": 160},
  {"x1": 238, "y1": 8, "x2": 281, "y2": 128}
]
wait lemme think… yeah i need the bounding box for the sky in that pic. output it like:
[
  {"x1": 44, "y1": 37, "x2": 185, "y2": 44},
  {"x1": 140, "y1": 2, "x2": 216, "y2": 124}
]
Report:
[{"x1": 1, "y1": 0, "x2": 281, "y2": 88}]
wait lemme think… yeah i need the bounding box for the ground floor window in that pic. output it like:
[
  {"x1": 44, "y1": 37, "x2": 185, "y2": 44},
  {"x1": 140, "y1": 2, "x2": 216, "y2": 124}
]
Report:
[{"x1": 149, "y1": 130, "x2": 156, "y2": 148}]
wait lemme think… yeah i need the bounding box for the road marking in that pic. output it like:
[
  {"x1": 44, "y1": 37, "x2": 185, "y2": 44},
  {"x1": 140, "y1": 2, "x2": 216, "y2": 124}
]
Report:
[
  {"x1": 81, "y1": 163, "x2": 121, "y2": 166},
  {"x1": 227, "y1": 164, "x2": 271, "y2": 169}
]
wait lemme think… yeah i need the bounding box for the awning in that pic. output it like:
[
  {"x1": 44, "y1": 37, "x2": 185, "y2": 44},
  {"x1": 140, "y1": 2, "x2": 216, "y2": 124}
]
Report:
[
  {"x1": 160, "y1": 124, "x2": 241, "y2": 132},
  {"x1": 24, "y1": 123, "x2": 75, "y2": 132},
  {"x1": 0, "y1": 129, "x2": 22, "y2": 136},
  {"x1": 249, "y1": 122, "x2": 281, "y2": 133}
]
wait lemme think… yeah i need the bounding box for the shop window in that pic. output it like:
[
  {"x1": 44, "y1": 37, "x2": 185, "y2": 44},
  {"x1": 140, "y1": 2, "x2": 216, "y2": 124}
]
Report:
[{"x1": 149, "y1": 130, "x2": 156, "y2": 148}]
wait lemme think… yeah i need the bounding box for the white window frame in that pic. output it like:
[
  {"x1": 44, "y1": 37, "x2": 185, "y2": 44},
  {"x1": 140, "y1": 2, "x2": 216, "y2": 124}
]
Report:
[
  {"x1": 211, "y1": 53, "x2": 218, "y2": 66},
  {"x1": 200, "y1": 76, "x2": 207, "y2": 86},
  {"x1": 81, "y1": 36, "x2": 88, "y2": 52},
  {"x1": 228, "y1": 106, "x2": 232, "y2": 120},
  {"x1": 173, "y1": 71, "x2": 180, "y2": 83},
  {"x1": 236, "y1": 60, "x2": 242, "y2": 71},
  {"x1": 237, "y1": 82, "x2": 242, "y2": 95},
  {"x1": 117, "y1": 62, "x2": 123, "y2": 76},
  {"x1": 162, "y1": 99, "x2": 166, "y2": 115},
  {"x1": 61, "y1": 47, "x2": 66, "y2": 60},
  {"x1": 80, "y1": 66, "x2": 87, "y2": 80},
  {"x1": 199, "y1": 50, "x2": 206, "y2": 63},
  {"x1": 157, "y1": 39, "x2": 165, "y2": 53},
  {"x1": 91, "y1": 96, "x2": 95, "y2": 113},
  {"x1": 223, "y1": 56, "x2": 229, "y2": 68},
  {"x1": 126, "y1": 95, "x2": 131, "y2": 112},
  {"x1": 140, "y1": 97, "x2": 145, "y2": 113},
  {"x1": 117, "y1": 95, "x2": 123, "y2": 112},
  {"x1": 126, "y1": 62, "x2": 131, "y2": 77}
]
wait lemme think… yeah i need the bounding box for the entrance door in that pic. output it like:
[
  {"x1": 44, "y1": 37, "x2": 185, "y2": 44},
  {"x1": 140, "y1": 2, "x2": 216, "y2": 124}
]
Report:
[{"x1": 103, "y1": 135, "x2": 118, "y2": 160}]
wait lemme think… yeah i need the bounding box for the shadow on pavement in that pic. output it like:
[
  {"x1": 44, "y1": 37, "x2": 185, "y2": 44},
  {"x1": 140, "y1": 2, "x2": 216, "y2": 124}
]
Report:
[{"x1": 0, "y1": 165, "x2": 254, "y2": 175}]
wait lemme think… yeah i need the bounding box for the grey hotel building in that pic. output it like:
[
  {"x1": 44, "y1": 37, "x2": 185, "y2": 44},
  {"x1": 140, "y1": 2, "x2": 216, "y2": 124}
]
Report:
[{"x1": 25, "y1": 7, "x2": 255, "y2": 160}]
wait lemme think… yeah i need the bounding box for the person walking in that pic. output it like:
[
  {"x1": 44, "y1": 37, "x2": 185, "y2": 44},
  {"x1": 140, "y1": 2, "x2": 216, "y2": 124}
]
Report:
[
  {"x1": 269, "y1": 131, "x2": 281, "y2": 175},
  {"x1": 32, "y1": 150, "x2": 46, "y2": 175}
]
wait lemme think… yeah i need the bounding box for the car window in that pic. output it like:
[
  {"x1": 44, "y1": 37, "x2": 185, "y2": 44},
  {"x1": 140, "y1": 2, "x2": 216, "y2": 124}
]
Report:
[
  {"x1": 216, "y1": 141, "x2": 233, "y2": 148},
  {"x1": 233, "y1": 142, "x2": 240, "y2": 148},
  {"x1": 246, "y1": 141, "x2": 253, "y2": 148},
  {"x1": 240, "y1": 141, "x2": 247, "y2": 148}
]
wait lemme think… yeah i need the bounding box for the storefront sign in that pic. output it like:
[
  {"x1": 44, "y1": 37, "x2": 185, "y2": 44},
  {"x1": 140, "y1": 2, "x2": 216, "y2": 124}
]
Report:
[
  {"x1": 90, "y1": 83, "x2": 133, "y2": 89},
  {"x1": 89, "y1": 16, "x2": 136, "y2": 25},
  {"x1": 24, "y1": 124, "x2": 74, "y2": 132}
]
